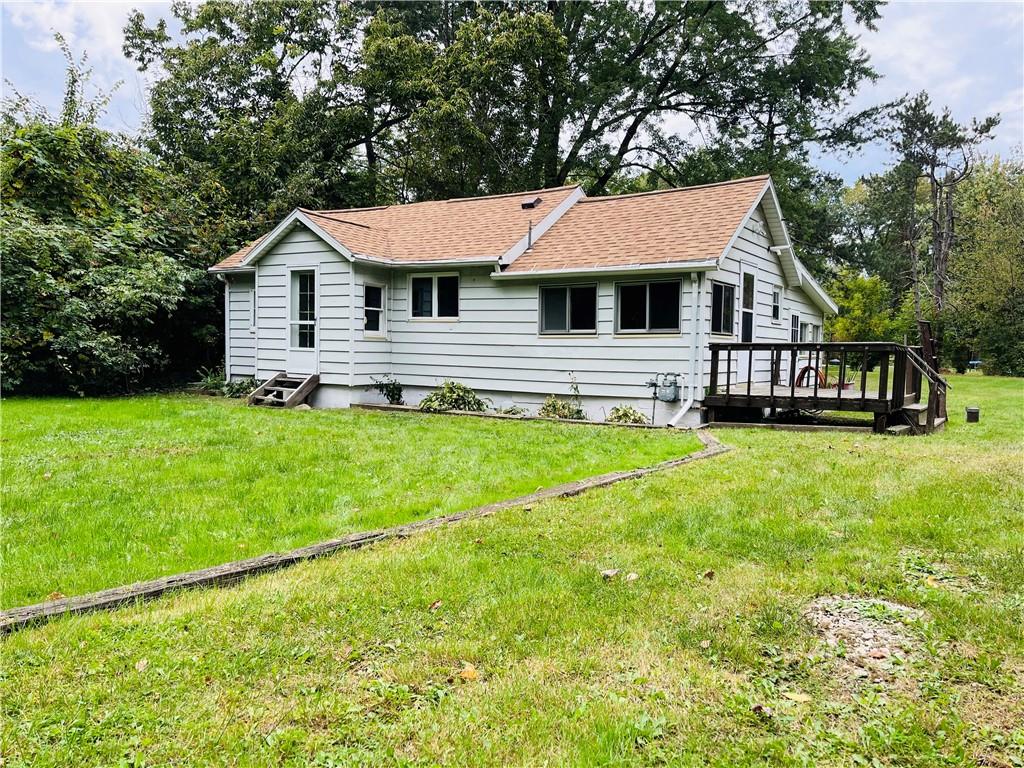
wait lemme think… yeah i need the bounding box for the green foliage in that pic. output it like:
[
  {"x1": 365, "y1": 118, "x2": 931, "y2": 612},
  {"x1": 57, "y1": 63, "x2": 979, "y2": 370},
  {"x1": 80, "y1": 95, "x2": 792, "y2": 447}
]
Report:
[
  {"x1": 945, "y1": 158, "x2": 1024, "y2": 375},
  {"x1": 222, "y1": 378, "x2": 260, "y2": 398},
  {"x1": 0, "y1": 116, "x2": 214, "y2": 393},
  {"x1": 419, "y1": 380, "x2": 489, "y2": 412},
  {"x1": 539, "y1": 374, "x2": 587, "y2": 420},
  {"x1": 371, "y1": 374, "x2": 405, "y2": 405},
  {"x1": 195, "y1": 366, "x2": 225, "y2": 392},
  {"x1": 494, "y1": 404, "x2": 528, "y2": 417},
  {"x1": 606, "y1": 405, "x2": 649, "y2": 425},
  {"x1": 826, "y1": 268, "x2": 901, "y2": 343}
]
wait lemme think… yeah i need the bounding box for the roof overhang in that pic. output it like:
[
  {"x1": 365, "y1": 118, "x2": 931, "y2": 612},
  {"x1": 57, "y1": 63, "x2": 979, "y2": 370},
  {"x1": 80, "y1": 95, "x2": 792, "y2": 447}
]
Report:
[
  {"x1": 723, "y1": 179, "x2": 838, "y2": 316},
  {"x1": 492, "y1": 259, "x2": 719, "y2": 280}
]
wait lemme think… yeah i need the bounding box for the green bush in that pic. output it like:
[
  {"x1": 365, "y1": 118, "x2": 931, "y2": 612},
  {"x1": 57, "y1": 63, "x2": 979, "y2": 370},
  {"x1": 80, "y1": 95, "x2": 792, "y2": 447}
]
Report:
[
  {"x1": 606, "y1": 405, "x2": 649, "y2": 425},
  {"x1": 222, "y1": 378, "x2": 260, "y2": 398},
  {"x1": 538, "y1": 395, "x2": 587, "y2": 421},
  {"x1": 419, "y1": 380, "x2": 490, "y2": 412},
  {"x1": 371, "y1": 374, "x2": 404, "y2": 405},
  {"x1": 494, "y1": 404, "x2": 528, "y2": 416}
]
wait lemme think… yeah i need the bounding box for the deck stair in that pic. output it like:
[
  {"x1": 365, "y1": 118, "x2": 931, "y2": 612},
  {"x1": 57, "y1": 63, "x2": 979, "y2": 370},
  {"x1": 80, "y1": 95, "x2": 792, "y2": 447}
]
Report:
[{"x1": 248, "y1": 372, "x2": 319, "y2": 408}]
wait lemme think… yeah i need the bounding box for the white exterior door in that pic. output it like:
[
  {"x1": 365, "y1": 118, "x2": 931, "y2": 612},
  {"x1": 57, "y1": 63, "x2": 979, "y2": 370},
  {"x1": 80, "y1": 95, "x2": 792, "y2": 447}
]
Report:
[
  {"x1": 738, "y1": 269, "x2": 756, "y2": 381},
  {"x1": 287, "y1": 268, "x2": 318, "y2": 374}
]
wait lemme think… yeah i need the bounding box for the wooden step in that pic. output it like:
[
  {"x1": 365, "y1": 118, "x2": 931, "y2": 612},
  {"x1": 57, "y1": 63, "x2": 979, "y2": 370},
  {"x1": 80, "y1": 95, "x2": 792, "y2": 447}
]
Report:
[
  {"x1": 265, "y1": 386, "x2": 298, "y2": 394},
  {"x1": 248, "y1": 372, "x2": 319, "y2": 408},
  {"x1": 886, "y1": 424, "x2": 911, "y2": 436},
  {"x1": 902, "y1": 402, "x2": 928, "y2": 426},
  {"x1": 931, "y1": 417, "x2": 947, "y2": 433}
]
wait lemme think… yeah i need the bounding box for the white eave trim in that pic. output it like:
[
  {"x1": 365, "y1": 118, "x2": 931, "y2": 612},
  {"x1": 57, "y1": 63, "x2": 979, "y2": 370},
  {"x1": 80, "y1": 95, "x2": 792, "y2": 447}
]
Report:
[
  {"x1": 238, "y1": 209, "x2": 355, "y2": 267},
  {"x1": 491, "y1": 259, "x2": 719, "y2": 280},
  {"x1": 351, "y1": 254, "x2": 498, "y2": 268}
]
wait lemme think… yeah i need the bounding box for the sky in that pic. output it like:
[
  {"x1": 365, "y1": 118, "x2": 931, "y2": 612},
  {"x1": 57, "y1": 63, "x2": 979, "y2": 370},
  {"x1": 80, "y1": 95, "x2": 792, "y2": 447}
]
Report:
[{"x1": 2, "y1": 0, "x2": 1022, "y2": 185}]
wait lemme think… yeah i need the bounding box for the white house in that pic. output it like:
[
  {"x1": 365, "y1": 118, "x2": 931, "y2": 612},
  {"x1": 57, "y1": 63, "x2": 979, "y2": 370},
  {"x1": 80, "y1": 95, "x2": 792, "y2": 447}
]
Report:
[{"x1": 210, "y1": 175, "x2": 836, "y2": 426}]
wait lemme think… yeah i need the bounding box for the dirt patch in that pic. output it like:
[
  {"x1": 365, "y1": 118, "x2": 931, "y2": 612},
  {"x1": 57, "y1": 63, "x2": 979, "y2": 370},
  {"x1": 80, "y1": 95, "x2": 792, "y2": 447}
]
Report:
[{"x1": 803, "y1": 595, "x2": 925, "y2": 685}]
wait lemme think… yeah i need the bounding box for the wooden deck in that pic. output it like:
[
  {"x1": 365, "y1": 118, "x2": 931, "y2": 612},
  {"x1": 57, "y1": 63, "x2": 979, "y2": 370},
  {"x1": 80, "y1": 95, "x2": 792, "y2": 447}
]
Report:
[{"x1": 703, "y1": 341, "x2": 949, "y2": 433}]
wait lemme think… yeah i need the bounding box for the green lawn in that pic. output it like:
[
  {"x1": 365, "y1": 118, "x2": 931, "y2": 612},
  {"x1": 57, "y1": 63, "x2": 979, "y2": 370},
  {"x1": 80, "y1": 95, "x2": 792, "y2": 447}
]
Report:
[
  {"x1": 2, "y1": 376, "x2": 1022, "y2": 767},
  {"x1": 0, "y1": 395, "x2": 700, "y2": 607}
]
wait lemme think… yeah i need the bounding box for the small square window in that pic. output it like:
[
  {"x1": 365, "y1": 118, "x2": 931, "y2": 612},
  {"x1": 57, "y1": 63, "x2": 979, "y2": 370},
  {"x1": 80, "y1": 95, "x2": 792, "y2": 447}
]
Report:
[{"x1": 410, "y1": 274, "x2": 459, "y2": 319}]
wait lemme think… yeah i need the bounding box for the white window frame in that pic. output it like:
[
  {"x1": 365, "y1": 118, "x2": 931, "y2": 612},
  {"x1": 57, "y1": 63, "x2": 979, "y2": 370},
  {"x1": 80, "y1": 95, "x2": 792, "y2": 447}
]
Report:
[
  {"x1": 538, "y1": 283, "x2": 598, "y2": 336},
  {"x1": 771, "y1": 285, "x2": 782, "y2": 324},
  {"x1": 790, "y1": 313, "x2": 800, "y2": 343},
  {"x1": 408, "y1": 272, "x2": 460, "y2": 321},
  {"x1": 248, "y1": 287, "x2": 257, "y2": 332},
  {"x1": 710, "y1": 280, "x2": 736, "y2": 337},
  {"x1": 614, "y1": 279, "x2": 682, "y2": 335},
  {"x1": 363, "y1": 281, "x2": 386, "y2": 338}
]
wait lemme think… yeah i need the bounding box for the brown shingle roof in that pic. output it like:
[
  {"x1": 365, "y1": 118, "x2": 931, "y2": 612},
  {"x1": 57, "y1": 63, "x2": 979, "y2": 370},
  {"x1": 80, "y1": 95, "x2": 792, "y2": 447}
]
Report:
[
  {"x1": 503, "y1": 175, "x2": 769, "y2": 274},
  {"x1": 211, "y1": 185, "x2": 579, "y2": 270}
]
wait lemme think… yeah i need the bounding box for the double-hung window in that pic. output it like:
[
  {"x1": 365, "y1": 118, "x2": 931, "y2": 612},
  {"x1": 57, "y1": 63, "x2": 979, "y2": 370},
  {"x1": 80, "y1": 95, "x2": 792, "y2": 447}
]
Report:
[
  {"x1": 710, "y1": 282, "x2": 735, "y2": 335},
  {"x1": 410, "y1": 274, "x2": 459, "y2": 319},
  {"x1": 790, "y1": 313, "x2": 800, "y2": 342},
  {"x1": 771, "y1": 287, "x2": 781, "y2": 322},
  {"x1": 616, "y1": 280, "x2": 681, "y2": 333},
  {"x1": 540, "y1": 285, "x2": 597, "y2": 334},
  {"x1": 364, "y1": 283, "x2": 385, "y2": 336}
]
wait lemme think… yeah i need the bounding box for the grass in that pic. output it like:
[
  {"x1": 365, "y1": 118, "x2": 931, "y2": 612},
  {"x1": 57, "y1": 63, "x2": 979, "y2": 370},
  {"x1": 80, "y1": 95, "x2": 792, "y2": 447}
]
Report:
[
  {"x1": 2, "y1": 375, "x2": 1022, "y2": 766},
  {"x1": 0, "y1": 395, "x2": 700, "y2": 608}
]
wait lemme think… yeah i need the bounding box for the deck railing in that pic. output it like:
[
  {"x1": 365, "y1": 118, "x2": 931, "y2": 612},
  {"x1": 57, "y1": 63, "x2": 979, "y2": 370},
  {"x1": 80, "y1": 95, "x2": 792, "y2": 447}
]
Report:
[{"x1": 706, "y1": 342, "x2": 948, "y2": 428}]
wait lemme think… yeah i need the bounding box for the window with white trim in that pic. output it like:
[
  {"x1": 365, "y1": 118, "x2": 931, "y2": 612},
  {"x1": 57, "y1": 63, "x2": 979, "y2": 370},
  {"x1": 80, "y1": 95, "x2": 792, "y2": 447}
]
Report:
[
  {"x1": 540, "y1": 284, "x2": 597, "y2": 334},
  {"x1": 771, "y1": 286, "x2": 781, "y2": 322},
  {"x1": 364, "y1": 283, "x2": 385, "y2": 335},
  {"x1": 790, "y1": 313, "x2": 800, "y2": 342},
  {"x1": 711, "y1": 281, "x2": 735, "y2": 335},
  {"x1": 616, "y1": 280, "x2": 681, "y2": 333},
  {"x1": 410, "y1": 274, "x2": 459, "y2": 319}
]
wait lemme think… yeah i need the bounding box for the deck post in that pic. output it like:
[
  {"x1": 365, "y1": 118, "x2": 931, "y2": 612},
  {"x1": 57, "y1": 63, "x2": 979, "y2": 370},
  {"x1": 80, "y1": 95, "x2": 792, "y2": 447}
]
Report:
[
  {"x1": 709, "y1": 346, "x2": 719, "y2": 396},
  {"x1": 878, "y1": 352, "x2": 889, "y2": 403}
]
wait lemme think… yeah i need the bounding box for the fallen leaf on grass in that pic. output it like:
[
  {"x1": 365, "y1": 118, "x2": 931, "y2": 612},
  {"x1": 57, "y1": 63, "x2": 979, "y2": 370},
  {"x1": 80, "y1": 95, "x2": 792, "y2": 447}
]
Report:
[
  {"x1": 925, "y1": 575, "x2": 941, "y2": 588},
  {"x1": 751, "y1": 703, "x2": 773, "y2": 718},
  {"x1": 429, "y1": 599, "x2": 442, "y2": 612},
  {"x1": 699, "y1": 639, "x2": 712, "y2": 650},
  {"x1": 458, "y1": 663, "x2": 479, "y2": 682},
  {"x1": 601, "y1": 569, "x2": 620, "y2": 580},
  {"x1": 46, "y1": 591, "x2": 66, "y2": 601},
  {"x1": 782, "y1": 691, "x2": 812, "y2": 703},
  {"x1": 42, "y1": 472, "x2": 52, "y2": 480},
  {"x1": 625, "y1": 572, "x2": 639, "y2": 582},
  {"x1": 135, "y1": 659, "x2": 149, "y2": 673},
  {"x1": 701, "y1": 570, "x2": 715, "y2": 581}
]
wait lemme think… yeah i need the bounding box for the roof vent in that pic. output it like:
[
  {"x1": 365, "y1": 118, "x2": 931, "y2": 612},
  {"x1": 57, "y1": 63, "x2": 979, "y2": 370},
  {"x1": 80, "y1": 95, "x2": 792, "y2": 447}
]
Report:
[{"x1": 520, "y1": 195, "x2": 542, "y2": 210}]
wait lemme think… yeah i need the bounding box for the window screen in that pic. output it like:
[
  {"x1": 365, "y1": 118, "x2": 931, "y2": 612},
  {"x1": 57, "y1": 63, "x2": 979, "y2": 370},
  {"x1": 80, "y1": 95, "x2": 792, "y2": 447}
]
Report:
[
  {"x1": 540, "y1": 285, "x2": 596, "y2": 334},
  {"x1": 742, "y1": 272, "x2": 755, "y2": 311},
  {"x1": 711, "y1": 282, "x2": 735, "y2": 335},
  {"x1": 411, "y1": 277, "x2": 432, "y2": 318},
  {"x1": 618, "y1": 284, "x2": 647, "y2": 331},
  {"x1": 791, "y1": 313, "x2": 800, "y2": 342},
  {"x1": 772, "y1": 288, "x2": 781, "y2": 321},
  {"x1": 364, "y1": 284, "x2": 383, "y2": 333},
  {"x1": 648, "y1": 281, "x2": 680, "y2": 331},
  {"x1": 437, "y1": 276, "x2": 459, "y2": 317}
]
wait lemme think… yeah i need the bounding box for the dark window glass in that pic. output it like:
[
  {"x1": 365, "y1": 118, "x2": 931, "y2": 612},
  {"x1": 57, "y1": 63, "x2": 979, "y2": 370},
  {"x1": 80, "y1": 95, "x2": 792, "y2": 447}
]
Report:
[
  {"x1": 568, "y1": 286, "x2": 597, "y2": 331},
  {"x1": 742, "y1": 272, "x2": 755, "y2": 310},
  {"x1": 711, "y1": 283, "x2": 734, "y2": 335},
  {"x1": 364, "y1": 284, "x2": 383, "y2": 333},
  {"x1": 791, "y1": 313, "x2": 800, "y2": 342},
  {"x1": 741, "y1": 310, "x2": 753, "y2": 342},
  {"x1": 437, "y1": 276, "x2": 459, "y2": 317},
  {"x1": 298, "y1": 272, "x2": 315, "y2": 321},
  {"x1": 618, "y1": 284, "x2": 647, "y2": 330},
  {"x1": 411, "y1": 277, "x2": 432, "y2": 317},
  {"x1": 298, "y1": 325, "x2": 315, "y2": 349},
  {"x1": 772, "y1": 289, "x2": 781, "y2": 321},
  {"x1": 648, "y1": 281, "x2": 680, "y2": 331},
  {"x1": 540, "y1": 287, "x2": 568, "y2": 333}
]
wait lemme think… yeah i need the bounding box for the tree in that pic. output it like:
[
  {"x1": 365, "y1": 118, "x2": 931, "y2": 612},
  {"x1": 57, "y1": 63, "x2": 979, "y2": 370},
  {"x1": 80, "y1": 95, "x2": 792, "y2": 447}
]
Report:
[
  {"x1": 1, "y1": 44, "x2": 215, "y2": 394},
  {"x1": 125, "y1": 1, "x2": 887, "y2": 273},
  {"x1": 944, "y1": 157, "x2": 1024, "y2": 375},
  {"x1": 826, "y1": 267, "x2": 900, "y2": 343}
]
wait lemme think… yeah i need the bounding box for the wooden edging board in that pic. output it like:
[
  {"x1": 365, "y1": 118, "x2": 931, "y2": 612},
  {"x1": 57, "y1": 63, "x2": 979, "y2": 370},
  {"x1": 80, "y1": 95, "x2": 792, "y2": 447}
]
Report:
[
  {"x1": 352, "y1": 403, "x2": 666, "y2": 429},
  {"x1": 0, "y1": 430, "x2": 728, "y2": 634}
]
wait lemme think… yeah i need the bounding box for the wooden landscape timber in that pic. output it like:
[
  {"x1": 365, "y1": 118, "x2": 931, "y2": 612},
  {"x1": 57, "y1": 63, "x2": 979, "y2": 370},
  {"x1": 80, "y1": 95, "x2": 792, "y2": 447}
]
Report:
[{"x1": 0, "y1": 430, "x2": 728, "y2": 634}]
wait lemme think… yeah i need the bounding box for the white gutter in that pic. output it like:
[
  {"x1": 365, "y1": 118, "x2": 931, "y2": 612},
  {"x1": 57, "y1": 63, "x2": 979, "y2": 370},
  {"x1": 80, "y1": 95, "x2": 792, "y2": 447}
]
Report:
[
  {"x1": 491, "y1": 259, "x2": 719, "y2": 280},
  {"x1": 352, "y1": 255, "x2": 498, "y2": 268}
]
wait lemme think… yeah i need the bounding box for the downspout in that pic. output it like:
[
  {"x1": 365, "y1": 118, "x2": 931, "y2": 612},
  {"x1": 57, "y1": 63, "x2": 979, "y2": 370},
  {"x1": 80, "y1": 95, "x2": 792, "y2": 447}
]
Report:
[{"x1": 669, "y1": 272, "x2": 702, "y2": 427}]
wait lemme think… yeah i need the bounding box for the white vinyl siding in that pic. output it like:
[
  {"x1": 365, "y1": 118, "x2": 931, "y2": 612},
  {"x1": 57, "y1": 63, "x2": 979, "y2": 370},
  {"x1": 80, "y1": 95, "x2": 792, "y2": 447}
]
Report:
[
  {"x1": 251, "y1": 225, "x2": 351, "y2": 384},
  {"x1": 226, "y1": 274, "x2": 256, "y2": 378},
  {"x1": 701, "y1": 204, "x2": 824, "y2": 389}
]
